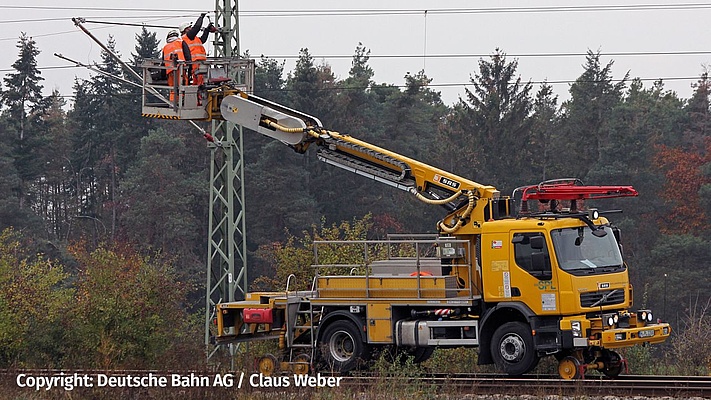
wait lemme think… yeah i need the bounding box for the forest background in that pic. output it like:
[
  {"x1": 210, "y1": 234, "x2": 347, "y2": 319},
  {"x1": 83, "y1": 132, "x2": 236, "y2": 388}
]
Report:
[{"x1": 0, "y1": 28, "x2": 709, "y2": 374}]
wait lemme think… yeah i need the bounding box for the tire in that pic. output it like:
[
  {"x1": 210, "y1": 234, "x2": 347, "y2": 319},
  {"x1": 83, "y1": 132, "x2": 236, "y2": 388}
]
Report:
[
  {"x1": 408, "y1": 346, "x2": 435, "y2": 364},
  {"x1": 319, "y1": 320, "x2": 368, "y2": 373},
  {"x1": 389, "y1": 346, "x2": 435, "y2": 364},
  {"x1": 490, "y1": 321, "x2": 540, "y2": 376}
]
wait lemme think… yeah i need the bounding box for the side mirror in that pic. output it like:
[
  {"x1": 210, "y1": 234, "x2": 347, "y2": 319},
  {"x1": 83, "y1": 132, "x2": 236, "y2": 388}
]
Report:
[
  {"x1": 612, "y1": 226, "x2": 621, "y2": 243},
  {"x1": 612, "y1": 226, "x2": 624, "y2": 257}
]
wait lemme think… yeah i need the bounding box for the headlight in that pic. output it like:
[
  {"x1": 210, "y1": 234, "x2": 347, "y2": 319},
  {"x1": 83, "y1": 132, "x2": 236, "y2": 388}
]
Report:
[
  {"x1": 637, "y1": 310, "x2": 654, "y2": 324},
  {"x1": 571, "y1": 321, "x2": 582, "y2": 337},
  {"x1": 604, "y1": 313, "x2": 619, "y2": 327}
]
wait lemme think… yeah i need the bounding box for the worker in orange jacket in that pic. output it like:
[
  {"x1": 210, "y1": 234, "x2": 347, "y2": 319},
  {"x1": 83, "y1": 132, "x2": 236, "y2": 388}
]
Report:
[
  {"x1": 162, "y1": 29, "x2": 191, "y2": 103},
  {"x1": 180, "y1": 13, "x2": 217, "y2": 87}
]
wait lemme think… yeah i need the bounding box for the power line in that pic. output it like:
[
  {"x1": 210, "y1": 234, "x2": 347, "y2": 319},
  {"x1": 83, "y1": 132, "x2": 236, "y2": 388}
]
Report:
[
  {"x1": 0, "y1": 16, "x2": 184, "y2": 41},
  {"x1": 2, "y1": 3, "x2": 711, "y2": 15},
  {"x1": 253, "y1": 50, "x2": 711, "y2": 60},
  {"x1": 0, "y1": 16, "x2": 188, "y2": 25},
  {"x1": 0, "y1": 5, "x2": 199, "y2": 12},
  {"x1": 8, "y1": 60, "x2": 704, "y2": 89}
]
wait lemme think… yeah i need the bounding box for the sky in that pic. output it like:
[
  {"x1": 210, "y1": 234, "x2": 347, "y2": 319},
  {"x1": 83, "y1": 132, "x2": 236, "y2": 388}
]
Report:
[{"x1": 1, "y1": 1, "x2": 711, "y2": 107}]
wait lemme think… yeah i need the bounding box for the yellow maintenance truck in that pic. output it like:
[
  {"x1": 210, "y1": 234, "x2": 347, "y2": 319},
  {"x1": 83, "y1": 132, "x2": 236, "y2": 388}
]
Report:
[{"x1": 140, "y1": 59, "x2": 671, "y2": 379}]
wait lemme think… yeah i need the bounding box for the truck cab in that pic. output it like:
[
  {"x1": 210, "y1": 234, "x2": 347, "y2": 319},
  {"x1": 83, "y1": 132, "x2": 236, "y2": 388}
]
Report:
[{"x1": 476, "y1": 211, "x2": 670, "y2": 378}]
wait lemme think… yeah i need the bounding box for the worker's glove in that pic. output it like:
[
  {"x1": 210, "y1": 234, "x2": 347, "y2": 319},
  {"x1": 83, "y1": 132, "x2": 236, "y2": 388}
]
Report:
[
  {"x1": 207, "y1": 23, "x2": 218, "y2": 33},
  {"x1": 201, "y1": 12, "x2": 207, "y2": 18}
]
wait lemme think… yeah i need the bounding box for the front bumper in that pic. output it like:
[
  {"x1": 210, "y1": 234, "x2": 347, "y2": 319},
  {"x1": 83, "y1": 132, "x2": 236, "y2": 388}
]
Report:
[{"x1": 596, "y1": 322, "x2": 671, "y2": 349}]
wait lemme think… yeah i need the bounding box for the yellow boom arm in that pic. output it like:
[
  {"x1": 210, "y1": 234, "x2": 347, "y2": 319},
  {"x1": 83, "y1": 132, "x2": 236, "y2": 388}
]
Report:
[{"x1": 220, "y1": 92, "x2": 501, "y2": 234}]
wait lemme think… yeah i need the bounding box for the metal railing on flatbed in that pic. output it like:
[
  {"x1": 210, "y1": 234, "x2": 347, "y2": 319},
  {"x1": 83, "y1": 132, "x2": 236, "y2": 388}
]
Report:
[{"x1": 311, "y1": 236, "x2": 480, "y2": 300}]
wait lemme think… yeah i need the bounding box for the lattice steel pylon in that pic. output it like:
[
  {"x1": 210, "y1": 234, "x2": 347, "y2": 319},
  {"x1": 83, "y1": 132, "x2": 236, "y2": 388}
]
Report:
[{"x1": 205, "y1": 0, "x2": 249, "y2": 363}]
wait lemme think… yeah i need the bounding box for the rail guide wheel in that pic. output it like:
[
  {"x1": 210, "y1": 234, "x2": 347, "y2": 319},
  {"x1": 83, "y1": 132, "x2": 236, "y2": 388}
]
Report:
[
  {"x1": 257, "y1": 354, "x2": 279, "y2": 376},
  {"x1": 602, "y1": 350, "x2": 625, "y2": 378},
  {"x1": 558, "y1": 356, "x2": 582, "y2": 380},
  {"x1": 292, "y1": 353, "x2": 311, "y2": 375}
]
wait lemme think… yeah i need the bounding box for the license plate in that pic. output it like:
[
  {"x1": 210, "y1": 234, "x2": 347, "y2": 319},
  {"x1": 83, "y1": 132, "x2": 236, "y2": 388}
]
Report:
[{"x1": 638, "y1": 329, "x2": 655, "y2": 338}]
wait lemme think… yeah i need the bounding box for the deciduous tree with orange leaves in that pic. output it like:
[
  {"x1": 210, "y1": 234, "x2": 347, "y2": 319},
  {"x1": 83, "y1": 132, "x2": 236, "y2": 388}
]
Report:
[{"x1": 654, "y1": 139, "x2": 711, "y2": 235}]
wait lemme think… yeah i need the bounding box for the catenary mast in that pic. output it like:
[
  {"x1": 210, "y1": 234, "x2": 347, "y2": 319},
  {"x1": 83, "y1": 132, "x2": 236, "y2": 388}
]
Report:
[{"x1": 205, "y1": 0, "x2": 247, "y2": 362}]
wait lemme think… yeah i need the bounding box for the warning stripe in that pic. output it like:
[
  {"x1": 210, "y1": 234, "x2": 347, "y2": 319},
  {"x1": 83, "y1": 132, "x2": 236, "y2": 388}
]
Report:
[{"x1": 141, "y1": 113, "x2": 180, "y2": 120}]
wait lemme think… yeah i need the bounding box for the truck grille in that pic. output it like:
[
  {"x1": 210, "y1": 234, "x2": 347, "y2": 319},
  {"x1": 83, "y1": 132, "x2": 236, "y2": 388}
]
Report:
[{"x1": 580, "y1": 289, "x2": 625, "y2": 308}]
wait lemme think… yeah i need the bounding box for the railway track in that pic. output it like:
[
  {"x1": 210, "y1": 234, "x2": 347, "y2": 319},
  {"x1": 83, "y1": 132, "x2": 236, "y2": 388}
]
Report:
[
  {"x1": 2, "y1": 369, "x2": 710, "y2": 398},
  {"x1": 340, "y1": 373, "x2": 711, "y2": 398}
]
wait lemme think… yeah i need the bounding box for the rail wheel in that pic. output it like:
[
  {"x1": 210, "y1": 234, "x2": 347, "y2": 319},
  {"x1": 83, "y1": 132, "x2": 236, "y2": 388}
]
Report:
[
  {"x1": 319, "y1": 320, "x2": 368, "y2": 373},
  {"x1": 558, "y1": 356, "x2": 582, "y2": 380},
  {"x1": 490, "y1": 321, "x2": 540, "y2": 376},
  {"x1": 601, "y1": 350, "x2": 624, "y2": 378},
  {"x1": 292, "y1": 353, "x2": 311, "y2": 375},
  {"x1": 257, "y1": 354, "x2": 279, "y2": 376}
]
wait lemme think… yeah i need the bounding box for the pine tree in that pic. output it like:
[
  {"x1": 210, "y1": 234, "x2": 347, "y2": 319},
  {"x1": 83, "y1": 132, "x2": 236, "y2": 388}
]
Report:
[
  {"x1": 455, "y1": 48, "x2": 533, "y2": 192},
  {"x1": 552, "y1": 50, "x2": 628, "y2": 180},
  {"x1": 131, "y1": 26, "x2": 161, "y2": 65},
  {"x1": 1, "y1": 33, "x2": 49, "y2": 209},
  {"x1": 529, "y1": 82, "x2": 559, "y2": 182},
  {"x1": 683, "y1": 72, "x2": 711, "y2": 145}
]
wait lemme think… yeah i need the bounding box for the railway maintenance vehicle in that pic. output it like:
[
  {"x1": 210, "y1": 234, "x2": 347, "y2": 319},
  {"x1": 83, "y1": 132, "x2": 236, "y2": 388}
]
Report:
[{"x1": 140, "y1": 58, "x2": 671, "y2": 380}]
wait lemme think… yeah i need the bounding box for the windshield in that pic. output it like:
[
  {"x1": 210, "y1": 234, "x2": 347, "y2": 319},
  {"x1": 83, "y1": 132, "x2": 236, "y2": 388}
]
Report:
[{"x1": 551, "y1": 226, "x2": 624, "y2": 273}]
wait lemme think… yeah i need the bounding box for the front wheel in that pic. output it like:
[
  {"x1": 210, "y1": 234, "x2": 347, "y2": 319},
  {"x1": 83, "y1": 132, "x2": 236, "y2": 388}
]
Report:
[
  {"x1": 490, "y1": 321, "x2": 539, "y2": 376},
  {"x1": 319, "y1": 320, "x2": 368, "y2": 373}
]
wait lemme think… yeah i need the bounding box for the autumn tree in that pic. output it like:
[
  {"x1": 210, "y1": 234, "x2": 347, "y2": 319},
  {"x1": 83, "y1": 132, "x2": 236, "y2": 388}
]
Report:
[
  {"x1": 654, "y1": 144, "x2": 710, "y2": 234},
  {"x1": 253, "y1": 214, "x2": 377, "y2": 292},
  {"x1": 0, "y1": 228, "x2": 72, "y2": 367},
  {"x1": 66, "y1": 241, "x2": 195, "y2": 369}
]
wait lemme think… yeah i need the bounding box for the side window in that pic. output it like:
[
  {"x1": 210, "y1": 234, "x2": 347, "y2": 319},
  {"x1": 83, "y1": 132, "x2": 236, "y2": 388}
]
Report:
[{"x1": 512, "y1": 233, "x2": 551, "y2": 277}]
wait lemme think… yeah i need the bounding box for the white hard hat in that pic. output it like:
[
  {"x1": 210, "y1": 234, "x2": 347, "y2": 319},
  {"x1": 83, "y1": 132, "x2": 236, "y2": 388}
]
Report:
[
  {"x1": 167, "y1": 29, "x2": 180, "y2": 40},
  {"x1": 179, "y1": 22, "x2": 192, "y2": 33}
]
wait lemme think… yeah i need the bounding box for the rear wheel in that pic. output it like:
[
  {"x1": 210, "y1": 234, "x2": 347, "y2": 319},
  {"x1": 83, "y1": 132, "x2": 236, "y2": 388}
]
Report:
[
  {"x1": 394, "y1": 346, "x2": 435, "y2": 364},
  {"x1": 319, "y1": 320, "x2": 368, "y2": 372},
  {"x1": 490, "y1": 321, "x2": 539, "y2": 376},
  {"x1": 408, "y1": 346, "x2": 435, "y2": 363}
]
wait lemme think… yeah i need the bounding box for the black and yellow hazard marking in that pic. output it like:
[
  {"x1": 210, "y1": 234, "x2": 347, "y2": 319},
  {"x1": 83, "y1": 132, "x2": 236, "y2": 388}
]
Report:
[{"x1": 142, "y1": 113, "x2": 180, "y2": 120}]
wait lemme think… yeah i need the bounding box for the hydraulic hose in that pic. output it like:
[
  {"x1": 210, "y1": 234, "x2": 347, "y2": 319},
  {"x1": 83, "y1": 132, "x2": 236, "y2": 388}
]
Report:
[
  {"x1": 437, "y1": 190, "x2": 477, "y2": 234},
  {"x1": 411, "y1": 189, "x2": 464, "y2": 205},
  {"x1": 261, "y1": 119, "x2": 307, "y2": 134}
]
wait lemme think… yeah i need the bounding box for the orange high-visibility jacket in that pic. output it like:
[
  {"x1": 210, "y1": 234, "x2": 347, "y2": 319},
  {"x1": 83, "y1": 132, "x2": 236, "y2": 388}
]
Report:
[
  {"x1": 183, "y1": 35, "x2": 206, "y2": 61},
  {"x1": 163, "y1": 40, "x2": 186, "y2": 73}
]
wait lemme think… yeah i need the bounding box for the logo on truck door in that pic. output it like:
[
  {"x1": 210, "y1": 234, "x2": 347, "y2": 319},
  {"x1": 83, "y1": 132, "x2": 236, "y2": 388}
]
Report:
[{"x1": 434, "y1": 174, "x2": 461, "y2": 190}]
